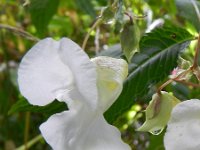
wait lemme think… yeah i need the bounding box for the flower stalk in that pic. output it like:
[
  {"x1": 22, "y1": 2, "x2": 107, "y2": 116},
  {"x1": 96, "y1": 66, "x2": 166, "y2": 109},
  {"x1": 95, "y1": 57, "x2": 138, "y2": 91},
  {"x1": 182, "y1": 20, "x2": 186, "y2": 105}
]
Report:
[{"x1": 16, "y1": 135, "x2": 43, "y2": 150}]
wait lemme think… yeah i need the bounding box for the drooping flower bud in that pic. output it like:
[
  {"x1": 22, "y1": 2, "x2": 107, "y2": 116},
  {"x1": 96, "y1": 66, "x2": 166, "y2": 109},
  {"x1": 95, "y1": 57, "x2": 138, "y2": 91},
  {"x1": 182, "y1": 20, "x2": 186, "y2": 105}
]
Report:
[
  {"x1": 137, "y1": 91, "x2": 180, "y2": 135},
  {"x1": 120, "y1": 20, "x2": 140, "y2": 63},
  {"x1": 193, "y1": 66, "x2": 200, "y2": 81}
]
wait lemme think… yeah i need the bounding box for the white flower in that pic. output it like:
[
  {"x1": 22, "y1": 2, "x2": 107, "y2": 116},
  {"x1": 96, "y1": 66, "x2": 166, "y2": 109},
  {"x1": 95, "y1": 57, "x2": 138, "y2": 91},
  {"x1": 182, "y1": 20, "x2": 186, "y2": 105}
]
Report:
[
  {"x1": 18, "y1": 38, "x2": 131, "y2": 150},
  {"x1": 164, "y1": 99, "x2": 200, "y2": 150}
]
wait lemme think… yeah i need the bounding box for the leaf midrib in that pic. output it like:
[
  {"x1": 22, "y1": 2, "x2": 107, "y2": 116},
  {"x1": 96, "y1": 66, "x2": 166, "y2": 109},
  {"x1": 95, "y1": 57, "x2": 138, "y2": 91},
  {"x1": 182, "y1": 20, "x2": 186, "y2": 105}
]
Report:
[{"x1": 127, "y1": 37, "x2": 193, "y2": 81}]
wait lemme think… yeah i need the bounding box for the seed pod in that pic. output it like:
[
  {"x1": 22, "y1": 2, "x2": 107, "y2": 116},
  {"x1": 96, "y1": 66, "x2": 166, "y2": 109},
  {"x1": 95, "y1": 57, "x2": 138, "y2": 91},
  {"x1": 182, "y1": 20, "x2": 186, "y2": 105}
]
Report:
[
  {"x1": 193, "y1": 66, "x2": 200, "y2": 81},
  {"x1": 120, "y1": 20, "x2": 140, "y2": 63},
  {"x1": 137, "y1": 91, "x2": 180, "y2": 135}
]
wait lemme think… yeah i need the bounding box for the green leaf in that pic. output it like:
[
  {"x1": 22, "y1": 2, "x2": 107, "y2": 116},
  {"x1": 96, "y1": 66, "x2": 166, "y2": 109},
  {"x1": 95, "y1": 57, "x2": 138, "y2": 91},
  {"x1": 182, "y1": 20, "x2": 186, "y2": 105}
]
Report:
[
  {"x1": 49, "y1": 15, "x2": 74, "y2": 36},
  {"x1": 176, "y1": 0, "x2": 200, "y2": 32},
  {"x1": 97, "y1": 44, "x2": 122, "y2": 58},
  {"x1": 105, "y1": 26, "x2": 193, "y2": 123},
  {"x1": 75, "y1": 0, "x2": 96, "y2": 18},
  {"x1": 8, "y1": 98, "x2": 67, "y2": 116},
  {"x1": 145, "y1": 0, "x2": 176, "y2": 16},
  {"x1": 29, "y1": 0, "x2": 59, "y2": 36},
  {"x1": 147, "y1": 130, "x2": 165, "y2": 150}
]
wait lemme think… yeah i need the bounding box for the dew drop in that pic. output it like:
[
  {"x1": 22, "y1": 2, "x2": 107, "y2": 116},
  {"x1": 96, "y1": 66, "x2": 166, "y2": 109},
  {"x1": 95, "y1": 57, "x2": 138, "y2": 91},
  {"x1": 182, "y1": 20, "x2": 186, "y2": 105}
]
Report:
[{"x1": 150, "y1": 128, "x2": 164, "y2": 135}]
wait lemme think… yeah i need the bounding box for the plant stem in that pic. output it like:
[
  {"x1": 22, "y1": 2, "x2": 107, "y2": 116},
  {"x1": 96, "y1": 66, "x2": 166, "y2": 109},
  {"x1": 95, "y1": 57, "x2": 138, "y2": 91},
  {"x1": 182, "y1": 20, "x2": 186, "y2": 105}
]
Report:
[
  {"x1": 82, "y1": 18, "x2": 102, "y2": 50},
  {"x1": 24, "y1": 112, "x2": 30, "y2": 150},
  {"x1": 158, "y1": 31, "x2": 200, "y2": 92},
  {"x1": 16, "y1": 135, "x2": 43, "y2": 150},
  {"x1": 157, "y1": 68, "x2": 192, "y2": 93},
  {"x1": 95, "y1": 27, "x2": 100, "y2": 55},
  {"x1": 173, "y1": 79, "x2": 200, "y2": 87},
  {"x1": 157, "y1": 79, "x2": 173, "y2": 94},
  {"x1": 190, "y1": 0, "x2": 200, "y2": 25},
  {"x1": 190, "y1": 0, "x2": 200, "y2": 68},
  {"x1": 0, "y1": 24, "x2": 39, "y2": 42},
  {"x1": 192, "y1": 33, "x2": 200, "y2": 69}
]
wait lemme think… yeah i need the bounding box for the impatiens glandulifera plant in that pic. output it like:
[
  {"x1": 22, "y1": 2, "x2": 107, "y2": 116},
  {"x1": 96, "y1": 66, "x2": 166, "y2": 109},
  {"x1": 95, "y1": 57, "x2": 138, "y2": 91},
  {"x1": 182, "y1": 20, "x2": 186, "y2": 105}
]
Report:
[
  {"x1": 137, "y1": 91, "x2": 180, "y2": 135},
  {"x1": 164, "y1": 99, "x2": 200, "y2": 150},
  {"x1": 6, "y1": 1, "x2": 200, "y2": 149},
  {"x1": 18, "y1": 38, "x2": 131, "y2": 150}
]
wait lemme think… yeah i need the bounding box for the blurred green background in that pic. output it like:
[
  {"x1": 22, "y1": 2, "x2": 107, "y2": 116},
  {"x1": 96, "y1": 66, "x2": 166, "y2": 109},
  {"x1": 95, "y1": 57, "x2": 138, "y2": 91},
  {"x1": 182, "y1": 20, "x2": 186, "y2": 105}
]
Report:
[{"x1": 0, "y1": 0, "x2": 199, "y2": 150}]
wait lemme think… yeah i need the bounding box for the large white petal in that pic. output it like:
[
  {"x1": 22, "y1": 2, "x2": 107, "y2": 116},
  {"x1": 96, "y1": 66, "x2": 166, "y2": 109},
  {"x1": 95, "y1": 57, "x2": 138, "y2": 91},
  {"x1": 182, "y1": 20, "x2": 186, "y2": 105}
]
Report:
[
  {"x1": 164, "y1": 99, "x2": 200, "y2": 150},
  {"x1": 91, "y1": 56, "x2": 128, "y2": 112},
  {"x1": 59, "y1": 38, "x2": 98, "y2": 109},
  {"x1": 40, "y1": 105, "x2": 131, "y2": 150},
  {"x1": 18, "y1": 38, "x2": 74, "y2": 106},
  {"x1": 77, "y1": 115, "x2": 131, "y2": 150}
]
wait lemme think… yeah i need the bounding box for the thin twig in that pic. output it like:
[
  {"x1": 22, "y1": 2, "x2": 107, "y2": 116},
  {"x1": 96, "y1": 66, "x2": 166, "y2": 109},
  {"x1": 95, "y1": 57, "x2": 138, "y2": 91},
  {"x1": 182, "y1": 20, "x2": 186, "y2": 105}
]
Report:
[
  {"x1": 173, "y1": 79, "x2": 200, "y2": 87},
  {"x1": 157, "y1": 68, "x2": 192, "y2": 93},
  {"x1": 0, "y1": 24, "x2": 39, "y2": 42},
  {"x1": 16, "y1": 135, "x2": 43, "y2": 150},
  {"x1": 24, "y1": 112, "x2": 30, "y2": 150},
  {"x1": 133, "y1": 14, "x2": 147, "y2": 19},
  {"x1": 82, "y1": 18, "x2": 102, "y2": 50},
  {"x1": 94, "y1": 27, "x2": 100, "y2": 55},
  {"x1": 157, "y1": 79, "x2": 173, "y2": 94},
  {"x1": 190, "y1": 0, "x2": 200, "y2": 68},
  {"x1": 192, "y1": 33, "x2": 200, "y2": 68},
  {"x1": 124, "y1": 12, "x2": 133, "y2": 24},
  {"x1": 190, "y1": 0, "x2": 200, "y2": 25},
  {"x1": 23, "y1": 0, "x2": 31, "y2": 6}
]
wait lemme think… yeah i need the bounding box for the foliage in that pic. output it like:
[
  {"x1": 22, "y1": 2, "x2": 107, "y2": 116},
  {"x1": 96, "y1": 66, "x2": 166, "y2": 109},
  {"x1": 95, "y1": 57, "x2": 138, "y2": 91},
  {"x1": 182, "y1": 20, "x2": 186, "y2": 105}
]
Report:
[
  {"x1": 176, "y1": 0, "x2": 200, "y2": 32},
  {"x1": 8, "y1": 98, "x2": 67, "y2": 117},
  {"x1": 29, "y1": 0, "x2": 60, "y2": 37},
  {"x1": 0, "y1": 0, "x2": 199, "y2": 150},
  {"x1": 105, "y1": 26, "x2": 193, "y2": 123}
]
